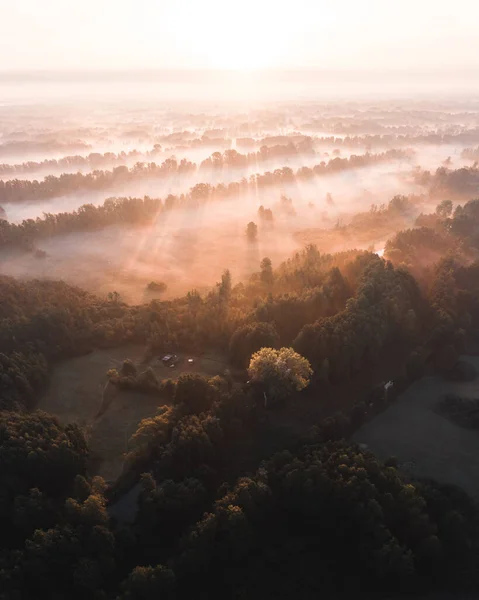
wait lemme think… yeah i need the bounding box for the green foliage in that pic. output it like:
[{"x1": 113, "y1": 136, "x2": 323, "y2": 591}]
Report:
[
  {"x1": 436, "y1": 199, "x2": 453, "y2": 218},
  {"x1": 259, "y1": 257, "x2": 274, "y2": 286},
  {"x1": 119, "y1": 564, "x2": 176, "y2": 600},
  {"x1": 248, "y1": 347, "x2": 313, "y2": 404},
  {"x1": 16, "y1": 492, "x2": 115, "y2": 599},
  {"x1": 384, "y1": 226, "x2": 453, "y2": 267},
  {"x1": 229, "y1": 322, "x2": 280, "y2": 367},
  {"x1": 175, "y1": 441, "x2": 479, "y2": 597},
  {"x1": 0, "y1": 411, "x2": 88, "y2": 498},
  {"x1": 217, "y1": 269, "x2": 232, "y2": 302},
  {"x1": 294, "y1": 255, "x2": 422, "y2": 381},
  {"x1": 120, "y1": 359, "x2": 137, "y2": 378},
  {"x1": 174, "y1": 374, "x2": 218, "y2": 414},
  {"x1": 134, "y1": 475, "x2": 207, "y2": 564},
  {"x1": 0, "y1": 350, "x2": 49, "y2": 411}
]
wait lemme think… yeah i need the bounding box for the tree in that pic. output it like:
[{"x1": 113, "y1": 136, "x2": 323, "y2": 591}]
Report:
[
  {"x1": 108, "y1": 290, "x2": 121, "y2": 304},
  {"x1": 146, "y1": 281, "x2": 167, "y2": 293},
  {"x1": 118, "y1": 565, "x2": 176, "y2": 600},
  {"x1": 174, "y1": 373, "x2": 217, "y2": 414},
  {"x1": 120, "y1": 359, "x2": 137, "y2": 377},
  {"x1": 436, "y1": 199, "x2": 453, "y2": 218},
  {"x1": 246, "y1": 221, "x2": 258, "y2": 242},
  {"x1": 229, "y1": 322, "x2": 280, "y2": 368},
  {"x1": 247, "y1": 347, "x2": 313, "y2": 405},
  {"x1": 218, "y1": 269, "x2": 232, "y2": 302},
  {"x1": 263, "y1": 208, "x2": 274, "y2": 221},
  {"x1": 260, "y1": 257, "x2": 274, "y2": 286}
]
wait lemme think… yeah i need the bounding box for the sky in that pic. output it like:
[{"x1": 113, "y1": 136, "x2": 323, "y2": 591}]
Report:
[{"x1": 0, "y1": 0, "x2": 478, "y2": 72}]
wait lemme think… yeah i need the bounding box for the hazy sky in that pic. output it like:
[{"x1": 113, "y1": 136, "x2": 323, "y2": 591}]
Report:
[{"x1": 1, "y1": 0, "x2": 478, "y2": 72}]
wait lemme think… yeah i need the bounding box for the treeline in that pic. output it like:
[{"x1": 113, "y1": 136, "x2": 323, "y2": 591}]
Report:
[
  {"x1": 0, "y1": 139, "x2": 315, "y2": 180},
  {"x1": 0, "y1": 196, "x2": 163, "y2": 250},
  {"x1": 293, "y1": 254, "x2": 423, "y2": 380},
  {"x1": 461, "y1": 146, "x2": 479, "y2": 161},
  {"x1": 386, "y1": 198, "x2": 479, "y2": 270},
  {"x1": 385, "y1": 199, "x2": 479, "y2": 355},
  {"x1": 0, "y1": 146, "x2": 163, "y2": 177},
  {"x1": 199, "y1": 140, "x2": 315, "y2": 170},
  {"x1": 0, "y1": 275, "x2": 135, "y2": 411},
  {"x1": 0, "y1": 148, "x2": 412, "y2": 205},
  {"x1": 162, "y1": 128, "x2": 479, "y2": 154},
  {"x1": 311, "y1": 130, "x2": 479, "y2": 149},
  {"x1": 0, "y1": 157, "x2": 196, "y2": 204},
  {"x1": 0, "y1": 139, "x2": 92, "y2": 158},
  {"x1": 413, "y1": 165, "x2": 479, "y2": 198}
]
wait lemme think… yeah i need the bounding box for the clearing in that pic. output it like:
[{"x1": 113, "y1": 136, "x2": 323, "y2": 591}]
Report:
[
  {"x1": 39, "y1": 346, "x2": 228, "y2": 482},
  {"x1": 352, "y1": 356, "x2": 479, "y2": 499}
]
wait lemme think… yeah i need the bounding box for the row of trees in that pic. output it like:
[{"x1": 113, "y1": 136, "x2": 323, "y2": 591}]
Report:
[
  {"x1": 0, "y1": 146, "x2": 163, "y2": 176},
  {"x1": 0, "y1": 158, "x2": 196, "y2": 204},
  {"x1": 0, "y1": 139, "x2": 91, "y2": 158},
  {"x1": 0, "y1": 139, "x2": 312, "y2": 179},
  {"x1": 0, "y1": 148, "x2": 411, "y2": 205},
  {"x1": 413, "y1": 165, "x2": 479, "y2": 198},
  {"x1": 309, "y1": 130, "x2": 479, "y2": 149},
  {"x1": 199, "y1": 140, "x2": 315, "y2": 171}
]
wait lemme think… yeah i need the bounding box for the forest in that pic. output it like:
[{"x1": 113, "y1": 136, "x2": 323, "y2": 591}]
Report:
[{"x1": 2, "y1": 95, "x2": 479, "y2": 600}]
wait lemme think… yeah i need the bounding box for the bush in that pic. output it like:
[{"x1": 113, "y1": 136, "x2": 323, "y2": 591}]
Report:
[
  {"x1": 160, "y1": 378, "x2": 176, "y2": 401},
  {"x1": 174, "y1": 374, "x2": 217, "y2": 414},
  {"x1": 437, "y1": 393, "x2": 479, "y2": 429},
  {"x1": 147, "y1": 281, "x2": 167, "y2": 293},
  {"x1": 120, "y1": 359, "x2": 137, "y2": 377},
  {"x1": 137, "y1": 367, "x2": 160, "y2": 393},
  {"x1": 447, "y1": 360, "x2": 477, "y2": 382}
]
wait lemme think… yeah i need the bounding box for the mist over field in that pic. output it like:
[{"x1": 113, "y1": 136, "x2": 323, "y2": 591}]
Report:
[{"x1": 0, "y1": 79, "x2": 477, "y2": 302}]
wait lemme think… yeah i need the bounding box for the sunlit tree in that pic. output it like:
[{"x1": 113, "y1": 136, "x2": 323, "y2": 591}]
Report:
[{"x1": 248, "y1": 347, "x2": 313, "y2": 404}]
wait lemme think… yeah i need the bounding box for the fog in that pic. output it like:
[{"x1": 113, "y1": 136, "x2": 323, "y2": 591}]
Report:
[{"x1": 1, "y1": 80, "x2": 478, "y2": 302}]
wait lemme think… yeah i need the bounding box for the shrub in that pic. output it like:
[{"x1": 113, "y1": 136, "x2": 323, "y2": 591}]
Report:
[{"x1": 147, "y1": 281, "x2": 168, "y2": 293}]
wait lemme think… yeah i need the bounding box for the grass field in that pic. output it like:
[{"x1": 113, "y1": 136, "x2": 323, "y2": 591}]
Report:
[
  {"x1": 352, "y1": 356, "x2": 479, "y2": 499},
  {"x1": 39, "y1": 346, "x2": 228, "y2": 481}
]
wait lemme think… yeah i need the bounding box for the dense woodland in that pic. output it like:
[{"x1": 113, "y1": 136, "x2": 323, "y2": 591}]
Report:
[{"x1": 2, "y1": 187, "x2": 479, "y2": 599}]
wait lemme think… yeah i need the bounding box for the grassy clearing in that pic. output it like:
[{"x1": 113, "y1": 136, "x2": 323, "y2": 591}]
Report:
[
  {"x1": 39, "y1": 346, "x2": 228, "y2": 481},
  {"x1": 352, "y1": 356, "x2": 479, "y2": 499}
]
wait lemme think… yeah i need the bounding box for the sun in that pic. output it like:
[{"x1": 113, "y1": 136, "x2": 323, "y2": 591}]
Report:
[
  {"x1": 193, "y1": 19, "x2": 282, "y2": 71},
  {"x1": 168, "y1": 0, "x2": 285, "y2": 71}
]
